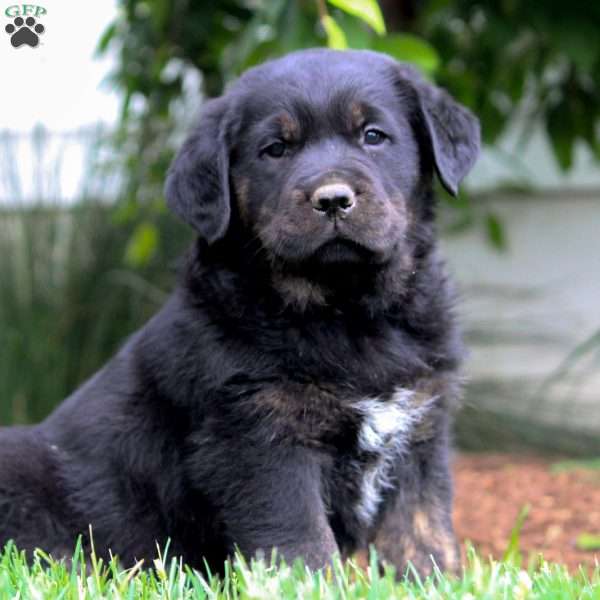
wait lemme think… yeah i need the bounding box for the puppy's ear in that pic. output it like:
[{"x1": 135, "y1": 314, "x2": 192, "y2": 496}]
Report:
[
  {"x1": 165, "y1": 98, "x2": 232, "y2": 243},
  {"x1": 400, "y1": 66, "x2": 480, "y2": 196}
]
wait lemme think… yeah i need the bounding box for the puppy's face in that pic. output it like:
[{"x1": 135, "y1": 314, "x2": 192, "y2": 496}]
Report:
[
  {"x1": 230, "y1": 68, "x2": 419, "y2": 268},
  {"x1": 166, "y1": 50, "x2": 480, "y2": 305}
]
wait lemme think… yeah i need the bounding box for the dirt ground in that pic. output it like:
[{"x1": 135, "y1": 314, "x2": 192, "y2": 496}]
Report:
[{"x1": 453, "y1": 453, "x2": 600, "y2": 571}]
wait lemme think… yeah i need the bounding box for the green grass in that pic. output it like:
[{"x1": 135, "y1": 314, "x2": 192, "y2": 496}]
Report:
[
  {"x1": 0, "y1": 542, "x2": 598, "y2": 599},
  {"x1": 551, "y1": 458, "x2": 600, "y2": 474}
]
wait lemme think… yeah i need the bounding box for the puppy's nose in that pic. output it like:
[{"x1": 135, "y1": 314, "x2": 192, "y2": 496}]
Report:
[{"x1": 311, "y1": 183, "x2": 355, "y2": 215}]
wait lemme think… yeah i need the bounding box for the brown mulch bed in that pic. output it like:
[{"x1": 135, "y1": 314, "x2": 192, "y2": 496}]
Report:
[{"x1": 453, "y1": 453, "x2": 600, "y2": 571}]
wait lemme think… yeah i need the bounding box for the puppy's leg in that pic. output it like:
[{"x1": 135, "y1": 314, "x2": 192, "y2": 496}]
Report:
[
  {"x1": 0, "y1": 427, "x2": 73, "y2": 558},
  {"x1": 372, "y1": 433, "x2": 459, "y2": 579},
  {"x1": 191, "y1": 442, "x2": 338, "y2": 570}
]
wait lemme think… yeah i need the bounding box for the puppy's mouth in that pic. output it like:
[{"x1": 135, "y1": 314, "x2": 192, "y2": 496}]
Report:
[{"x1": 311, "y1": 237, "x2": 374, "y2": 265}]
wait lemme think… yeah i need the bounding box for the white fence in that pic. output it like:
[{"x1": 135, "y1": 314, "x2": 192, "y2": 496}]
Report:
[{"x1": 0, "y1": 126, "x2": 121, "y2": 204}]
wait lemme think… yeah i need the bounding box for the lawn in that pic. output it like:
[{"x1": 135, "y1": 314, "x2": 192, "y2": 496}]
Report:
[{"x1": 1, "y1": 541, "x2": 598, "y2": 599}]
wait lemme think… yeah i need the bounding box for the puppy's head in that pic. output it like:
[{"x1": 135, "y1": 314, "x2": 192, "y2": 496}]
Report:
[{"x1": 166, "y1": 49, "x2": 480, "y2": 307}]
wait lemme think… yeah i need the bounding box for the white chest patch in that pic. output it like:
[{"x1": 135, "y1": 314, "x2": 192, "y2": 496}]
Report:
[{"x1": 352, "y1": 388, "x2": 435, "y2": 527}]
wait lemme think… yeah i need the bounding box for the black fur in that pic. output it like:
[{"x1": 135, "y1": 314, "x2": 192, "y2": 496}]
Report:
[{"x1": 0, "y1": 49, "x2": 479, "y2": 575}]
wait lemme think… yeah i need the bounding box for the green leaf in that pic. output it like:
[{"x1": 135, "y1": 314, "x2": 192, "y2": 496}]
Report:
[
  {"x1": 277, "y1": 0, "x2": 321, "y2": 54},
  {"x1": 321, "y1": 15, "x2": 348, "y2": 50},
  {"x1": 220, "y1": 0, "x2": 287, "y2": 77},
  {"x1": 327, "y1": 0, "x2": 386, "y2": 36},
  {"x1": 125, "y1": 222, "x2": 159, "y2": 268},
  {"x1": 546, "y1": 103, "x2": 575, "y2": 171},
  {"x1": 553, "y1": 28, "x2": 599, "y2": 72},
  {"x1": 112, "y1": 199, "x2": 139, "y2": 225},
  {"x1": 502, "y1": 504, "x2": 530, "y2": 565},
  {"x1": 479, "y1": 99, "x2": 508, "y2": 144},
  {"x1": 334, "y1": 10, "x2": 373, "y2": 50},
  {"x1": 95, "y1": 22, "x2": 116, "y2": 55},
  {"x1": 576, "y1": 533, "x2": 600, "y2": 551},
  {"x1": 371, "y1": 34, "x2": 440, "y2": 74},
  {"x1": 485, "y1": 212, "x2": 507, "y2": 251}
]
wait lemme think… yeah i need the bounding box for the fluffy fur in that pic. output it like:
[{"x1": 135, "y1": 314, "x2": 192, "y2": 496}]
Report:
[{"x1": 0, "y1": 49, "x2": 479, "y2": 576}]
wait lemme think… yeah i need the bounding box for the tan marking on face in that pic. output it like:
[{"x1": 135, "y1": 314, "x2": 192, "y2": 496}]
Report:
[
  {"x1": 389, "y1": 190, "x2": 409, "y2": 225},
  {"x1": 350, "y1": 102, "x2": 366, "y2": 130},
  {"x1": 277, "y1": 113, "x2": 300, "y2": 141},
  {"x1": 290, "y1": 188, "x2": 306, "y2": 206},
  {"x1": 339, "y1": 191, "x2": 395, "y2": 252},
  {"x1": 233, "y1": 175, "x2": 251, "y2": 224},
  {"x1": 257, "y1": 192, "x2": 323, "y2": 244}
]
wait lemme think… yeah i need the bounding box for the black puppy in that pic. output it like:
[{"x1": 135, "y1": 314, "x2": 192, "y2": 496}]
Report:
[{"x1": 0, "y1": 49, "x2": 479, "y2": 576}]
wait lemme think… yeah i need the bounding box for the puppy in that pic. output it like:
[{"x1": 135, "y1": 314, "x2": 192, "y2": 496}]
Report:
[{"x1": 0, "y1": 49, "x2": 479, "y2": 576}]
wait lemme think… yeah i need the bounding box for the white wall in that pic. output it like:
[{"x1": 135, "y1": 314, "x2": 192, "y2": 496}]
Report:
[{"x1": 443, "y1": 191, "x2": 600, "y2": 432}]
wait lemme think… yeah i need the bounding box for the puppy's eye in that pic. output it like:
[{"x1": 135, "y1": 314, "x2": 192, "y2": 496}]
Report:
[
  {"x1": 262, "y1": 141, "x2": 287, "y2": 158},
  {"x1": 363, "y1": 129, "x2": 386, "y2": 146}
]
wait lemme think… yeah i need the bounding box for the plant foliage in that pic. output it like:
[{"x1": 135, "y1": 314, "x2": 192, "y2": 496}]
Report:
[{"x1": 97, "y1": 0, "x2": 600, "y2": 208}]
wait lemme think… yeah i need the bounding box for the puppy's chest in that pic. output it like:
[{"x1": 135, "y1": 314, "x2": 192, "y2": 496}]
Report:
[
  {"x1": 257, "y1": 383, "x2": 437, "y2": 528},
  {"x1": 338, "y1": 389, "x2": 435, "y2": 528}
]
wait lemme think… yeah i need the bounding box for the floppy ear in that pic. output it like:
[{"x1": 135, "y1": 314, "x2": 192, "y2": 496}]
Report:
[
  {"x1": 165, "y1": 98, "x2": 232, "y2": 243},
  {"x1": 399, "y1": 66, "x2": 480, "y2": 196}
]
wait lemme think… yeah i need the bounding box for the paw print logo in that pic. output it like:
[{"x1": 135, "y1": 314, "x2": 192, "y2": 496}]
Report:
[{"x1": 5, "y1": 16, "x2": 45, "y2": 48}]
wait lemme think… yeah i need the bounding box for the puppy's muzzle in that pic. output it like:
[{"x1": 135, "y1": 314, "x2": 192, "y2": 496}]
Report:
[{"x1": 311, "y1": 183, "x2": 355, "y2": 217}]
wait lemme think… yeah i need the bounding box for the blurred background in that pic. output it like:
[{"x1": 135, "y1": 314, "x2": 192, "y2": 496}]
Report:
[{"x1": 1, "y1": 0, "x2": 600, "y2": 457}]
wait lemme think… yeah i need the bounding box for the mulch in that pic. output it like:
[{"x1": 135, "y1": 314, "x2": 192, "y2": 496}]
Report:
[{"x1": 453, "y1": 453, "x2": 600, "y2": 571}]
